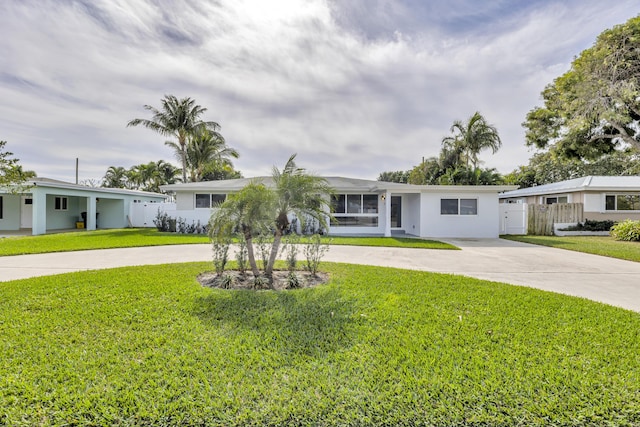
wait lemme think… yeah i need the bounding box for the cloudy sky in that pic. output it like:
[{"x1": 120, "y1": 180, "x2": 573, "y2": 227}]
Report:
[{"x1": 1, "y1": 1, "x2": 638, "y2": 183}]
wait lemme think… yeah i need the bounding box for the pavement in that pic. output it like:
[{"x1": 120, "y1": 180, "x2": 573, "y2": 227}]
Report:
[{"x1": 1, "y1": 239, "x2": 640, "y2": 312}]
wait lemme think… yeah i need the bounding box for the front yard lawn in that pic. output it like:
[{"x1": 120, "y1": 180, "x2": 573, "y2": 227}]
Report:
[
  {"x1": 1, "y1": 262, "x2": 638, "y2": 426},
  {"x1": 502, "y1": 235, "x2": 640, "y2": 262},
  {"x1": 0, "y1": 229, "x2": 457, "y2": 256}
]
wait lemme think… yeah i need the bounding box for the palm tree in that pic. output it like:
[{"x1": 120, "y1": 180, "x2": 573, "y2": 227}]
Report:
[
  {"x1": 443, "y1": 112, "x2": 502, "y2": 169},
  {"x1": 166, "y1": 129, "x2": 239, "y2": 182},
  {"x1": 102, "y1": 166, "x2": 128, "y2": 188},
  {"x1": 127, "y1": 95, "x2": 221, "y2": 183},
  {"x1": 264, "y1": 155, "x2": 333, "y2": 283},
  {"x1": 209, "y1": 181, "x2": 276, "y2": 277}
]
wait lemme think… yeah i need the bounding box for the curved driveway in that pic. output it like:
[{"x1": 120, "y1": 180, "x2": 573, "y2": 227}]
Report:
[{"x1": 1, "y1": 239, "x2": 639, "y2": 312}]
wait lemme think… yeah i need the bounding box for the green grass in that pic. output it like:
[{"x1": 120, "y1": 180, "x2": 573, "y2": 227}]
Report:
[
  {"x1": 0, "y1": 229, "x2": 457, "y2": 256},
  {"x1": 1, "y1": 262, "x2": 638, "y2": 426},
  {"x1": 502, "y1": 235, "x2": 640, "y2": 262},
  {"x1": 322, "y1": 235, "x2": 457, "y2": 250}
]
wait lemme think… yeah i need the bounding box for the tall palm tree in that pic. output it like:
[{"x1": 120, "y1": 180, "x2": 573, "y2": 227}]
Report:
[
  {"x1": 127, "y1": 95, "x2": 221, "y2": 183},
  {"x1": 166, "y1": 129, "x2": 239, "y2": 182},
  {"x1": 443, "y1": 111, "x2": 502, "y2": 169}
]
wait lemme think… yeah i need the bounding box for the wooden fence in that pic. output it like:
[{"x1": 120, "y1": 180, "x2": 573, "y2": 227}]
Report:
[{"x1": 527, "y1": 203, "x2": 583, "y2": 236}]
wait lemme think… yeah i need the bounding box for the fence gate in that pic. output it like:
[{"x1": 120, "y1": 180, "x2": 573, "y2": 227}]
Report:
[
  {"x1": 499, "y1": 203, "x2": 527, "y2": 235},
  {"x1": 527, "y1": 203, "x2": 583, "y2": 236}
]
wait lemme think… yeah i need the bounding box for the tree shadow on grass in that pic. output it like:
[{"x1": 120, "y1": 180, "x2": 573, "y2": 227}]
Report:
[{"x1": 192, "y1": 284, "x2": 359, "y2": 358}]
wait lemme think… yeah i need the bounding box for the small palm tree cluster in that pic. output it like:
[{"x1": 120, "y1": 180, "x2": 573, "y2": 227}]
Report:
[
  {"x1": 102, "y1": 160, "x2": 180, "y2": 193},
  {"x1": 407, "y1": 111, "x2": 503, "y2": 185},
  {"x1": 127, "y1": 95, "x2": 240, "y2": 183},
  {"x1": 209, "y1": 155, "x2": 333, "y2": 289}
]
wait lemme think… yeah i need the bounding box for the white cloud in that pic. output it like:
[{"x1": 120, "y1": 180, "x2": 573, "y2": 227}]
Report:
[{"x1": 0, "y1": 0, "x2": 638, "y2": 182}]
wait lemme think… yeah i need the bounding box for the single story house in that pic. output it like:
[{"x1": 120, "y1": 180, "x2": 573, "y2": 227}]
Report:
[
  {"x1": 160, "y1": 177, "x2": 516, "y2": 238},
  {"x1": 499, "y1": 175, "x2": 640, "y2": 222},
  {"x1": 0, "y1": 178, "x2": 167, "y2": 235}
]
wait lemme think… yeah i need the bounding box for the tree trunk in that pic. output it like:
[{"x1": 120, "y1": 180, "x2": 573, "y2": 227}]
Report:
[
  {"x1": 180, "y1": 138, "x2": 188, "y2": 183},
  {"x1": 243, "y1": 229, "x2": 260, "y2": 278},
  {"x1": 265, "y1": 229, "x2": 283, "y2": 288}
]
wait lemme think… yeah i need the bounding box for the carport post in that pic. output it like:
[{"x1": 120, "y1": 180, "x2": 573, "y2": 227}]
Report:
[
  {"x1": 384, "y1": 190, "x2": 391, "y2": 237},
  {"x1": 86, "y1": 196, "x2": 97, "y2": 231},
  {"x1": 31, "y1": 190, "x2": 47, "y2": 235}
]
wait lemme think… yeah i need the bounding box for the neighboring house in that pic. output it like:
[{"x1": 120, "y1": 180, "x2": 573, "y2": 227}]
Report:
[
  {"x1": 160, "y1": 177, "x2": 516, "y2": 238},
  {"x1": 0, "y1": 178, "x2": 167, "y2": 235},
  {"x1": 499, "y1": 175, "x2": 640, "y2": 222}
]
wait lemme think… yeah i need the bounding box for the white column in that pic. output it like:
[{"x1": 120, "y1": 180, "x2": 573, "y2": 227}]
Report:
[
  {"x1": 384, "y1": 190, "x2": 391, "y2": 237},
  {"x1": 32, "y1": 190, "x2": 47, "y2": 235},
  {"x1": 86, "y1": 196, "x2": 97, "y2": 231}
]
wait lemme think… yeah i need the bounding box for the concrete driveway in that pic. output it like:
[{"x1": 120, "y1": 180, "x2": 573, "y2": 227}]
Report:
[{"x1": 1, "y1": 239, "x2": 639, "y2": 312}]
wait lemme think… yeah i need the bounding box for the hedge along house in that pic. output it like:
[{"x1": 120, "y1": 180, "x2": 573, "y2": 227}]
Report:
[
  {"x1": 0, "y1": 178, "x2": 167, "y2": 235},
  {"x1": 499, "y1": 175, "x2": 640, "y2": 222},
  {"x1": 160, "y1": 177, "x2": 516, "y2": 238}
]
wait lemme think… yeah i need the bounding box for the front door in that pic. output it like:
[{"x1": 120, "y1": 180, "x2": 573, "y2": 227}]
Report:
[
  {"x1": 390, "y1": 196, "x2": 402, "y2": 228},
  {"x1": 20, "y1": 196, "x2": 33, "y2": 228}
]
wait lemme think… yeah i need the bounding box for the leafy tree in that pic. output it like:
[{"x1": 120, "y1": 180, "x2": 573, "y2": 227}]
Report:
[
  {"x1": 209, "y1": 155, "x2": 333, "y2": 288},
  {"x1": 505, "y1": 149, "x2": 640, "y2": 188},
  {"x1": 166, "y1": 128, "x2": 240, "y2": 182},
  {"x1": 102, "y1": 161, "x2": 180, "y2": 192},
  {"x1": 102, "y1": 166, "x2": 128, "y2": 188},
  {"x1": 127, "y1": 95, "x2": 221, "y2": 183},
  {"x1": 443, "y1": 111, "x2": 502, "y2": 169},
  {"x1": 378, "y1": 170, "x2": 410, "y2": 183},
  {"x1": 523, "y1": 16, "x2": 640, "y2": 159},
  {"x1": 0, "y1": 141, "x2": 33, "y2": 190}
]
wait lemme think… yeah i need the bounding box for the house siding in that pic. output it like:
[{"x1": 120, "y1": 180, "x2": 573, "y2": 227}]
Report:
[
  {"x1": 420, "y1": 192, "x2": 500, "y2": 238},
  {"x1": 0, "y1": 194, "x2": 21, "y2": 231}
]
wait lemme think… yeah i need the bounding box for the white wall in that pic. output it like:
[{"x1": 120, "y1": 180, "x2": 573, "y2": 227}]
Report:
[
  {"x1": 584, "y1": 193, "x2": 602, "y2": 213},
  {"x1": 403, "y1": 194, "x2": 421, "y2": 236},
  {"x1": 420, "y1": 192, "x2": 500, "y2": 238}
]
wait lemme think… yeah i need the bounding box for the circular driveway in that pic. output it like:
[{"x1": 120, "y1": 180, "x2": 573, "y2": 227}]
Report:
[{"x1": 1, "y1": 239, "x2": 639, "y2": 312}]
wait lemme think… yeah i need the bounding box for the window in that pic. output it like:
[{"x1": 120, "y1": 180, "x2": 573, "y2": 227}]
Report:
[
  {"x1": 0, "y1": 196, "x2": 3, "y2": 219},
  {"x1": 606, "y1": 194, "x2": 640, "y2": 211},
  {"x1": 441, "y1": 198, "x2": 477, "y2": 215},
  {"x1": 545, "y1": 196, "x2": 568, "y2": 205},
  {"x1": 331, "y1": 193, "x2": 379, "y2": 227},
  {"x1": 195, "y1": 193, "x2": 226, "y2": 208},
  {"x1": 54, "y1": 197, "x2": 68, "y2": 211}
]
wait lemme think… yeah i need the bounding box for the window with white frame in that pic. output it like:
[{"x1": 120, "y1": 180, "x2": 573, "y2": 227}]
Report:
[
  {"x1": 605, "y1": 194, "x2": 640, "y2": 211},
  {"x1": 440, "y1": 198, "x2": 477, "y2": 215},
  {"x1": 331, "y1": 194, "x2": 379, "y2": 226},
  {"x1": 545, "y1": 195, "x2": 568, "y2": 205},
  {"x1": 195, "y1": 193, "x2": 226, "y2": 208},
  {"x1": 54, "y1": 196, "x2": 68, "y2": 211}
]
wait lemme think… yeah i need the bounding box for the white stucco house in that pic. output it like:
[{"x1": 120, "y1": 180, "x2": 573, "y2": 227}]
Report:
[
  {"x1": 160, "y1": 177, "x2": 516, "y2": 238},
  {"x1": 499, "y1": 175, "x2": 640, "y2": 222},
  {"x1": 0, "y1": 178, "x2": 167, "y2": 235}
]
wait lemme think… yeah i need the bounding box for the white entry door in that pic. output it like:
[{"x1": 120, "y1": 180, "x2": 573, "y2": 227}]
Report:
[{"x1": 20, "y1": 196, "x2": 33, "y2": 228}]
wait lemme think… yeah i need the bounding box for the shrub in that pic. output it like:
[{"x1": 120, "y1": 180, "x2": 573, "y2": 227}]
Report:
[
  {"x1": 281, "y1": 233, "x2": 300, "y2": 272},
  {"x1": 561, "y1": 219, "x2": 615, "y2": 232},
  {"x1": 303, "y1": 234, "x2": 330, "y2": 276},
  {"x1": 610, "y1": 219, "x2": 640, "y2": 241},
  {"x1": 286, "y1": 271, "x2": 301, "y2": 289},
  {"x1": 235, "y1": 235, "x2": 248, "y2": 275},
  {"x1": 153, "y1": 209, "x2": 171, "y2": 232},
  {"x1": 212, "y1": 238, "x2": 231, "y2": 276}
]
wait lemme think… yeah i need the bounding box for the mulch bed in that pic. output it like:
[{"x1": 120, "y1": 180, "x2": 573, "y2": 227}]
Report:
[{"x1": 197, "y1": 270, "x2": 329, "y2": 290}]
